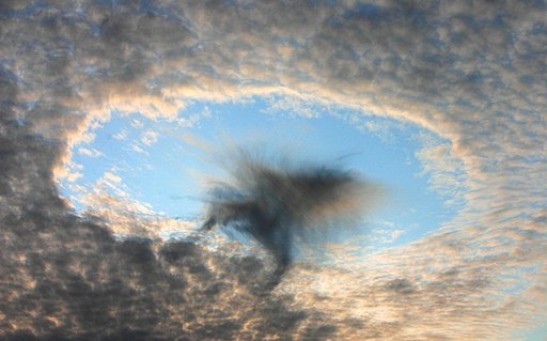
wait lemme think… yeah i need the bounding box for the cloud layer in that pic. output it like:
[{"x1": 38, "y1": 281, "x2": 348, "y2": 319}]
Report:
[{"x1": 0, "y1": 0, "x2": 545, "y2": 339}]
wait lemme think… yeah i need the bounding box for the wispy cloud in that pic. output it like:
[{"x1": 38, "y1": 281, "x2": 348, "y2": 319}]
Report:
[
  {"x1": 201, "y1": 150, "x2": 379, "y2": 282},
  {"x1": 140, "y1": 130, "x2": 158, "y2": 146},
  {"x1": 78, "y1": 147, "x2": 103, "y2": 158}
]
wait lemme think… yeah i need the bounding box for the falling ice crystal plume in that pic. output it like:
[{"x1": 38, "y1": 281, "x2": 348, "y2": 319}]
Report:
[{"x1": 201, "y1": 152, "x2": 375, "y2": 280}]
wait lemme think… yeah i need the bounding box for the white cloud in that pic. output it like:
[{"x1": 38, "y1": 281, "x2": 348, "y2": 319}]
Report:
[
  {"x1": 131, "y1": 119, "x2": 144, "y2": 129},
  {"x1": 415, "y1": 134, "x2": 467, "y2": 207},
  {"x1": 371, "y1": 227, "x2": 406, "y2": 245},
  {"x1": 140, "y1": 130, "x2": 158, "y2": 146},
  {"x1": 265, "y1": 95, "x2": 322, "y2": 118},
  {"x1": 102, "y1": 171, "x2": 122, "y2": 184},
  {"x1": 78, "y1": 147, "x2": 103, "y2": 158},
  {"x1": 113, "y1": 129, "x2": 128, "y2": 140},
  {"x1": 130, "y1": 143, "x2": 148, "y2": 155}
]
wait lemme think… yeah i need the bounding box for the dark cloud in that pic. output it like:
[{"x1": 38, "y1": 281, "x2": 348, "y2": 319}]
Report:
[
  {"x1": 0, "y1": 196, "x2": 327, "y2": 339},
  {"x1": 384, "y1": 278, "x2": 416, "y2": 295},
  {"x1": 202, "y1": 151, "x2": 373, "y2": 280}
]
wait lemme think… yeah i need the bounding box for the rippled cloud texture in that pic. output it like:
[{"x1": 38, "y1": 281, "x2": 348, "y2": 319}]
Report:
[{"x1": 0, "y1": 1, "x2": 545, "y2": 340}]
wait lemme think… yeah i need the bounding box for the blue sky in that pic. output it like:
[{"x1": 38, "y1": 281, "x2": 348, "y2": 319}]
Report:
[{"x1": 61, "y1": 96, "x2": 462, "y2": 251}]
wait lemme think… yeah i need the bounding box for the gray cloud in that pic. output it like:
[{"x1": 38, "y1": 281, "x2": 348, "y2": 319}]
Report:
[
  {"x1": 0, "y1": 0, "x2": 545, "y2": 339},
  {"x1": 202, "y1": 151, "x2": 375, "y2": 282},
  {"x1": 0, "y1": 209, "x2": 323, "y2": 340}
]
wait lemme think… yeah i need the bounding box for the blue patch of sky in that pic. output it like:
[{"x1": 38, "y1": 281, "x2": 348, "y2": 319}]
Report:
[
  {"x1": 496, "y1": 264, "x2": 539, "y2": 296},
  {"x1": 60, "y1": 96, "x2": 462, "y2": 248},
  {"x1": 514, "y1": 324, "x2": 547, "y2": 341}
]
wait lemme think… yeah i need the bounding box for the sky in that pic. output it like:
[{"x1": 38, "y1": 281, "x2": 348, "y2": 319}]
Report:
[
  {"x1": 0, "y1": 1, "x2": 546, "y2": 340},
  {"x1": 59, "y1": 97, "x2": 461, "y2": 248}
]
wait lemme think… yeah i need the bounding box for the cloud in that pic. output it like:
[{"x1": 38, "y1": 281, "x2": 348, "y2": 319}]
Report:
[
  {"x1": 201, "y1": 149, "x2": 379, "y2": 280},
  {"x1": 141, "y1": 130, "x2": 159, "y2": 146},
  {"x1": 281, "y1": 216, "x2": 547, "y2": 339},
  {"x1": 414, "y1": 133, "x2": 467, "y2": 206},
  {"x1": 78, "y1": 147, "x2": 103, "y2": 158},
  {"x1": 265, "y1": 94, "x2": 323, "y2": 119},
  {"x1": 0, "y1": 0, "x2": 545, "y2": 339}
]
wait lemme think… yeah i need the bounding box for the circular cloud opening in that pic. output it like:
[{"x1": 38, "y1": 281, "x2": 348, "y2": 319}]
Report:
[{"x1": 57, "y1": 95, "x2": 466, "y2": 257}]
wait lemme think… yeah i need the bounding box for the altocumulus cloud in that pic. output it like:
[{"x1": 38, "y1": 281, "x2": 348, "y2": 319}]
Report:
[{"x1": 0, "y1": 1, "x2": 546, "y2": 340}]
